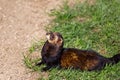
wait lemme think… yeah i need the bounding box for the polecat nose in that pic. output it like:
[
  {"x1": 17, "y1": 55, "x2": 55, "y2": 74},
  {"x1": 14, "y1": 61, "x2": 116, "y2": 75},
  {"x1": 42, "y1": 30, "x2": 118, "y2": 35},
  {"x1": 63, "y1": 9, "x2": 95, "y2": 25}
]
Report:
[
  {"x1": 46, "y1": 31, "x2": 52, "y2": 35},
  {"x1": 46, "y1": 33, "x2": 49, "y2": 35}
]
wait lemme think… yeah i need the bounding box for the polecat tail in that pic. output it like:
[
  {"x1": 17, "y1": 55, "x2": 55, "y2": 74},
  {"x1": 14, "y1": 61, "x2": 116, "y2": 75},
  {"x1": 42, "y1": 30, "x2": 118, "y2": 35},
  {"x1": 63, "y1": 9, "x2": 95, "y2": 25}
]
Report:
[{"x1": 108, "y1": 53, "x2": 120, "y2": 65}]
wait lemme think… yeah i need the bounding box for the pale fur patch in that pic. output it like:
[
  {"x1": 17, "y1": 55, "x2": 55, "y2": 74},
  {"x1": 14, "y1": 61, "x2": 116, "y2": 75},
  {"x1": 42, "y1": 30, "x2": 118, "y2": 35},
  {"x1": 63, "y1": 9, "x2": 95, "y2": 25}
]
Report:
[{"x1": 46, "y1": 34, "x2": 58, "y2": 44}]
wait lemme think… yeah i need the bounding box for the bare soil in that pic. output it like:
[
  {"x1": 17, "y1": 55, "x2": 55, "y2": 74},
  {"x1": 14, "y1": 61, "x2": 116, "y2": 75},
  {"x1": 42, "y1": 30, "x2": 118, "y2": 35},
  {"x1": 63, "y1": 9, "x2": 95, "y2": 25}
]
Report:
[
  {"x1": 0, "y1": 0, "x2": 95, "y2": 80},
  {"x1": 0, "y1": 0, "x2": 62, "y2": 80}
]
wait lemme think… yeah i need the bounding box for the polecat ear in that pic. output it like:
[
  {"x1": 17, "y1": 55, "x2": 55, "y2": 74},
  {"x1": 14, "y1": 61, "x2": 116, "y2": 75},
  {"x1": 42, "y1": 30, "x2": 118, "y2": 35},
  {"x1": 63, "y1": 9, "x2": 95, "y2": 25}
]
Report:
[{"x1": 57, "y1": 37, "x2": 63, "y2": 44}]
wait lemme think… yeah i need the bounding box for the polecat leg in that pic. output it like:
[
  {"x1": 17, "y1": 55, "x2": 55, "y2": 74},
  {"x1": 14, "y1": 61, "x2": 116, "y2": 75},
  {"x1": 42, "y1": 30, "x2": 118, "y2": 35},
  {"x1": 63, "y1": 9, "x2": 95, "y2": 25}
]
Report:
[
  {"x1": 41, "y1": 66, "x2": 52, "y2": 71},
  {"x1": 36, "y1": 61, "x2": 44, "y2": 66}
]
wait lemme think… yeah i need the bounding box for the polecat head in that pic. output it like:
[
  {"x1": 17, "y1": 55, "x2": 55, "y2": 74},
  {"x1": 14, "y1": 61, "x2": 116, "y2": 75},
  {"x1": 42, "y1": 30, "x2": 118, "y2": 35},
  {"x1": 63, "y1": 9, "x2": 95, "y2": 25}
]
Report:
[{"x1": 46, "y1": 32, "x2": 63, "y2": 45}]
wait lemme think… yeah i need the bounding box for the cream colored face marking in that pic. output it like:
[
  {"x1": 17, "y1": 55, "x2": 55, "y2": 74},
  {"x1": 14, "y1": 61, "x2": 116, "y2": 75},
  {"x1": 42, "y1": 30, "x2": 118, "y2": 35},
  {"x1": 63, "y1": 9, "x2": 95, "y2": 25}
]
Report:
[
  {"x1": 46, "y1": 32, "x2": 63, "y2": 46},
  {"x1": 46, "y1": 34, "x2": 56, "y2": 44},
  {"x1": 46, "y1": 34, "x2": 50, "y2": 40},
  {"x1": 54, "y1": 35, "x2": 58, "y2": 44},
  {"x1": 46, "y1": 34, "x2": 53, "y2": 43}
]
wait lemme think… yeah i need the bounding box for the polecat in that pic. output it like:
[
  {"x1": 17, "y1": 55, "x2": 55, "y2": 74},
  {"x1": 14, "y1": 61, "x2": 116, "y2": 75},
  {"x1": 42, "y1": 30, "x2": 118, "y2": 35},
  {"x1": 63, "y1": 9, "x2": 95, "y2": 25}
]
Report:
[
  {"x1": 36, "y1": 32, "x2": 120, "y2": 71},
  {"x1": 36, "y1": 32, "x2": 64, "y2": 71}
]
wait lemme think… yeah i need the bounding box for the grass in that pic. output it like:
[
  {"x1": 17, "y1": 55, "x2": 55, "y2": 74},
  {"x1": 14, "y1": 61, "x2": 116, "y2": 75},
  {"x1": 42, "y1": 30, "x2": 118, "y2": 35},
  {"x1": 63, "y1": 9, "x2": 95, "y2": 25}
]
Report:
[{"x1": 24, "y1": 0, "x2": 120, "y2": 80}]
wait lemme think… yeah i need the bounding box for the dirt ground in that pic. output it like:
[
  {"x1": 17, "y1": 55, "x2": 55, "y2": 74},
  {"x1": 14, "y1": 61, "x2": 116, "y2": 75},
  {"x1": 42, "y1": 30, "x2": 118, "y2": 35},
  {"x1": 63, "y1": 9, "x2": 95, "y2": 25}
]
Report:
[
  {"x1": 0, "y1": 0, "x2": 63, "y2": 80},
  {"x1": 0, "y1": 0, "x2": 96, "y2": 80}
]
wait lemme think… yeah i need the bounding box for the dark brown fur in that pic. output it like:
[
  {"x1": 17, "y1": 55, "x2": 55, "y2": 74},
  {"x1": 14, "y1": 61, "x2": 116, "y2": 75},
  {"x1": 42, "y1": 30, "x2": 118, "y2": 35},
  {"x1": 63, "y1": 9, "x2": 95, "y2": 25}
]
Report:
[
  {"x1": 36, "y1": 32, "x2": 64, "y2": 71},
  {"x1": 37, "y1": 32, "x2": 120, "y2": 71},
  {"x1": 60, "y1": 48, "x2": 117, "y2": 71}
]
